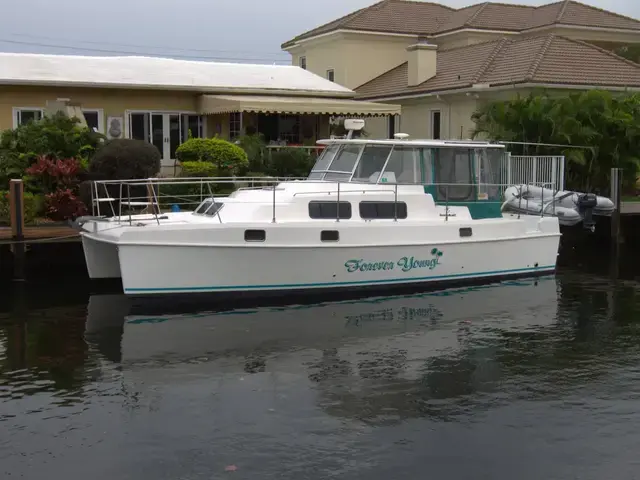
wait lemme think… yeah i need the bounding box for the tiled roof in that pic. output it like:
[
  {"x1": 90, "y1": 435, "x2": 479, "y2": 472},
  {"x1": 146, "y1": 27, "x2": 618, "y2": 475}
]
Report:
[
  {"x1": 282, "y1": 0, "x2": 640, "y2": 47},
  {"x1": 355, "y1": 34, "x2": 640, "y2": 99},
  {"x1": 282, "y1": 1, "x2": 453, "y2": 47}
]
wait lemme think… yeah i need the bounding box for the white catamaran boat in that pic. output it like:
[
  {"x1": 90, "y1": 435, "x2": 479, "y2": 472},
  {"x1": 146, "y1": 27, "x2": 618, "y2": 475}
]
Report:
[{"x1": 77, "y1": 120, "x2": 561, "y2": 297}]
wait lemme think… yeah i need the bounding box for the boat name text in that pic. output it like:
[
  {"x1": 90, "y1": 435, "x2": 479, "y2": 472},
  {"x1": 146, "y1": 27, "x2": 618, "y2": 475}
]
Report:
[{"x1": 345, "y1": 249, "x2": 443, "y2": 273}]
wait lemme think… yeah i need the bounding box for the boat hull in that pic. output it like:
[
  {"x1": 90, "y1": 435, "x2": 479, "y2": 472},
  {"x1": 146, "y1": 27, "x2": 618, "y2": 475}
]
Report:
[{"x1": 114, "y1": 233, "x2": 560, "y2": 297}]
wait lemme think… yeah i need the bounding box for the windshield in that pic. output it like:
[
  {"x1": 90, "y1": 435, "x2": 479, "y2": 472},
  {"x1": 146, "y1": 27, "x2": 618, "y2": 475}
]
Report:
[
  {"x1": 352, "y1": 145, "x2": 393, "y2": 183},
  {"x1": 308, "y1": 144, "x2": 363, "y2": 181}
]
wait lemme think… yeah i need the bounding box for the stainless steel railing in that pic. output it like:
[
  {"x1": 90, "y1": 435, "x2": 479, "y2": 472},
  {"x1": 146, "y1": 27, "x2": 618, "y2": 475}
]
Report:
[{"x1": 88, "y1": 177, "x2": 559, "y2": 226}]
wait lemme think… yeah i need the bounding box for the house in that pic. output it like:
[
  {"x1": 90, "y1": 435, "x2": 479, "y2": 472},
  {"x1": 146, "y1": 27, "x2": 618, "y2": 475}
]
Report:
[
  {"x1": 0, "y1": 52, "x2": 400, "y2": 173},
  {"x1": 282, "y1": 0, "x2": 640, "y2": 140}
]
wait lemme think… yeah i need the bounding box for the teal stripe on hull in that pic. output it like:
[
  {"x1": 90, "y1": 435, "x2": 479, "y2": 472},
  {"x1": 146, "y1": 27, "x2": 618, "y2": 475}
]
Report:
[{"x1": 124, "y1": 265, "x2": 556, "y2": 294}]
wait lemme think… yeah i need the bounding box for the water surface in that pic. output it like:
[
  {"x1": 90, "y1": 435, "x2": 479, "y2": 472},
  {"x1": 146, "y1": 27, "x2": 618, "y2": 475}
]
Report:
[{"x1": 1, "y1": 262, "x2": 640, "y2": 479}]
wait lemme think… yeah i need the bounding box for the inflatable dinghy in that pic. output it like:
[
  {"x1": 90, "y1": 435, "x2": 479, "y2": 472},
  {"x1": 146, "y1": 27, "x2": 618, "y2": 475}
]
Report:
[{"x1": 502, "y1": 185, "x2": 615, "y2": 228}]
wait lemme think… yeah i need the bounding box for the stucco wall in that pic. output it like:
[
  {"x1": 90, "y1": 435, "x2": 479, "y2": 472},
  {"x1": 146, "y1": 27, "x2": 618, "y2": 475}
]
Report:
[
  {"x1": 288, "y1": 33, "x2": 416, "y2": 90},
  {"x1": 0, "y1": 85, "x2": 201, "y2": 132}
]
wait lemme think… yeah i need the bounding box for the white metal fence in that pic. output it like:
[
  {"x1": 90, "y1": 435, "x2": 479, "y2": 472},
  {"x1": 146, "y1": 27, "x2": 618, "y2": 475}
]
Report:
[{"x1": 508, "y1": 155, "x2": 565, "y2": 192}]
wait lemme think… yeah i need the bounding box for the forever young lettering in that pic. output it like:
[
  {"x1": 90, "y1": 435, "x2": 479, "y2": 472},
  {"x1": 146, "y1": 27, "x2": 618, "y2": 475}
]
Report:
[{"x1": 344, "y1": 249, "x2": 443, "y2": 273}]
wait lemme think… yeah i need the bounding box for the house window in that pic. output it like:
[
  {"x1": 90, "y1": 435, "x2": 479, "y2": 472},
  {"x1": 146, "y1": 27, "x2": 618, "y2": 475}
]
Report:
[
  {"x1": 359, "y1": 201, "x2": 408, "y2": 220},
  {"x1": 82, "y1": 109, "x2": 104, "y2": 133},
  {"x1": 182, "y1": 114, "x2": 204, "y2": 139},
  {"x1": 299, "y1": 56, "x2": 307, "y2": 70},
  {"x1": 229, "y1": 112, "x2": 243, "y2": 139},
  {"x1": 431, "y1": 110, "x2": 441, "y2": 140},
  {"x1": 388, "y1": 115, "x2": 396, "y2": 139},
  {"x1": 326, "y1": 69, "x2": 335, "y2": 82},
  {"x1": 13, "y1": 108, "x2": 44, "y2": 127},
  {"x1": 308, "y1": 201, "x2": 352, "y2": 219}
]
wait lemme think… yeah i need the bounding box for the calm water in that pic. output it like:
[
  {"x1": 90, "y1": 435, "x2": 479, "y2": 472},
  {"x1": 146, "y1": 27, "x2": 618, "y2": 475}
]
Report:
[{"x1": 2, "y1": 260, "x2": 640, "y2": 479}]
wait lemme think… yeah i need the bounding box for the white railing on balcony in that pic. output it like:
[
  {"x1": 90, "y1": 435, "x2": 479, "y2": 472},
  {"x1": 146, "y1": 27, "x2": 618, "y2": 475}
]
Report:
[{"x1": 508, "y1": 155, "x2": 565, "y2": 193}]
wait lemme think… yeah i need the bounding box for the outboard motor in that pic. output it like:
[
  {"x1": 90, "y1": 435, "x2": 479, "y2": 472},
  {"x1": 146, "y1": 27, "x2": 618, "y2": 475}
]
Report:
[{"x1": 577, "y1": 193, "x2": 598, "y2": 232}]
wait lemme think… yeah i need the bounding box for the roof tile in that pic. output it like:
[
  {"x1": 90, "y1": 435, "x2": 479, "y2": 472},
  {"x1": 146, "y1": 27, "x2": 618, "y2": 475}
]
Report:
[
  {"x1": 282, "y1": 0, "x2": 640, "y2": 47},
  {"x1": 354, "y1": 34, "x2": 640, "y2": 98}
]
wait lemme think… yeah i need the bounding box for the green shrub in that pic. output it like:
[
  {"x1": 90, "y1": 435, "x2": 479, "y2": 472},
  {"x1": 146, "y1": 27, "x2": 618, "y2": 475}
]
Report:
[
  {"x1": 0, "y1": 112, "x2": 104, "y2": 161},
  {"x1": 176, "y1": 138, "x2": 249, "y2": 174},
  {"x1": 180, "y1": 161, "x2": 217, "y2": 177},
  {"x1": 0, "y1": 112, "x2": 104, "y2": 190},
  {"x1": 236, "y1": 134, "x2": 267, "y2": 174},
  {"x1": 0, "y1": 191, "x2": 45, "y2": 225},
  {"x1": 89, "y1": 139, "x2": 161, "y2": 180},
  {"x1": 268, "y1": 149, "x2": 314, "y2": 177},
  {"x1": 174, "y1": 138, "x2": 212, "y2": 163}
]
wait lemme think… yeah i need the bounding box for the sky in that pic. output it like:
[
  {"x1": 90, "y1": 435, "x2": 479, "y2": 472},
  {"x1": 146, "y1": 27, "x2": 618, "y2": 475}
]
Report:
[{"x1": 0, "y1": 0, "x2": 637, "y2": 64}]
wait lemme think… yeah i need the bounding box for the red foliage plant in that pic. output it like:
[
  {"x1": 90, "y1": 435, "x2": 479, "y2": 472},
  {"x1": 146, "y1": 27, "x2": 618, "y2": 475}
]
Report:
[
  {"x1": 45, "y1": 188, "x2": 88, "y2": 221},
  {"x1": 26, "y1": 155, "x2": 83, "y2": 191}
]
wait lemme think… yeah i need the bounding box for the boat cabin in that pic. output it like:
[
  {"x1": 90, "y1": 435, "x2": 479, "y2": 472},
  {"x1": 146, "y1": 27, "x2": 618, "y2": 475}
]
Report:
[{"x1": 310, "y1": 137, "x2": 507, "y2": 219}]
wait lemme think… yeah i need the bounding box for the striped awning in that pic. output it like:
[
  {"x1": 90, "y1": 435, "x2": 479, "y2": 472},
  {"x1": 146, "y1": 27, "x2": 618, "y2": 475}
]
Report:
[{"x1": 198, "y1": 94, "x2": 400, "y2": 117}]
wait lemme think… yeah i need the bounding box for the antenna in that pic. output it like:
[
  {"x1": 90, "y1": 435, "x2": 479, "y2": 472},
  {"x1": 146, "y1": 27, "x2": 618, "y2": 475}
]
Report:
[{"x1": 343, "y1": 118, "x2": 365, "y2": 139}]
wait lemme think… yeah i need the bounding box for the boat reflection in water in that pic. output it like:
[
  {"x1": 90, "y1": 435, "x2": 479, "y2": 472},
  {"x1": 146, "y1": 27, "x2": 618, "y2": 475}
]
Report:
[{"x1": 85, "y1": 276, "x2": 559, "y2": 367}]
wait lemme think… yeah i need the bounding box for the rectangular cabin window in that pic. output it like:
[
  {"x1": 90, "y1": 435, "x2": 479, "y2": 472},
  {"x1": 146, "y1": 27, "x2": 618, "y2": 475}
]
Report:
[
  {"x1": 244, "y1": 229, "x2": 266, "y2": 242},
  {"x1": 434, "y1": 148, "x2": 474, "y2": 201},
  {"x1": 326, "y1": 69, "x2": 335, "y2": 82},
  {"x1": 299, "y1": 56, "x2": 307, "y2": 70},
  {"x1": 359, "y1": 201, "x2": 408, "y2": 220},
  {"x1": 309, "y1": 201, "x2": 352, "y2": 219},
  {"x1": 321, "y1": 230, "x2": 340, "y2": 242},
  {"x1": 382, "y1": 147, "x2": 419, "y2": 184},
  {"x1": 352, "y1": 145, "x2": 393, "y2": 183},
  {"x1": 459, "y1": 227, "x2": 473, "y2": 237},
  {"x1": 476, "y1": 148, "x2": 505, "y2": 201}
]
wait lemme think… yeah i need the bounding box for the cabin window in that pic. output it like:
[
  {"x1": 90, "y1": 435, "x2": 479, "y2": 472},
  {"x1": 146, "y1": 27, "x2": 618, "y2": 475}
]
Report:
[
  {"x1": 299, "y1": 56, "x2": 307, "y2": 70},
  {"x1": 476, "y1": 148, "x2": 505, "y2": 200},
  {"x1": 352, "y1": 145, "x2": 393, "y2": 183},
  {"x1": 459, "y1": 227, "x2": 473, "y2": 237},
  {"x1": 324, "y1": 145, "x2": 362, "y2": 181},
  {"x1": 359, "y1": 201, "x2": 408, "y2": 219},
  {"x1": 244, "y1": 229, "x2": 266, "y2": 242},
  {"x1": 195, "y1": 200, "x2": 224, "y2": 216},
  {"x1": 309, "y1": 201, "x2": 352, "y2": 219},
  {"x1": 435, "y1": 148, "x2": 474, "y2": 201},
  {"x1": 308, "y1": 144, "x2": 340, "y2": 180},
  {"x1": 321, "y1": 230, "x2": 340, "y2": 242},
  {"x1": 382, "y1": 147, "x2": 419, "y2": 184}
]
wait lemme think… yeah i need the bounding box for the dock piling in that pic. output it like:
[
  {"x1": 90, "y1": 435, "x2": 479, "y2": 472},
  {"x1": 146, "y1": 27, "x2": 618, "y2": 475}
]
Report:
[
  {"x1": 610, "y1": 168, "x2": 623, "y2": 245},
  {"x1": 9, "y1": 179, "x2": 26, "y2": 281}
]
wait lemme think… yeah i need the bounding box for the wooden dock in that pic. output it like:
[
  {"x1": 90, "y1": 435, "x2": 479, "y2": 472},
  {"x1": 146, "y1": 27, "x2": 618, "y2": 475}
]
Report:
[
  {"x1": 621, "y1": 201, "x2": 640, "y2": 215},
  {"x1": 0, "y1": 224, "x2": 79, "y2": 244}
]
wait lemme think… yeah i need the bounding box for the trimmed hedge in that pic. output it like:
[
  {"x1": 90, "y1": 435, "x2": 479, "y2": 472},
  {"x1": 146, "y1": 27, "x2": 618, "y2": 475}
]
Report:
[
  {"x1": 89, "y1": 139, "x2": 161, "y2": 180},
  {"x1": 180, "y1": 161, "x2": 217, "y2": 177},
  {"x1": 176, "y1": 138, "x2": 248, "y2": 174}
]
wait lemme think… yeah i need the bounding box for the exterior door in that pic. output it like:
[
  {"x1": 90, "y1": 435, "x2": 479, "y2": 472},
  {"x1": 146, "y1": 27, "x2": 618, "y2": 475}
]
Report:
[{"x1": 152, "y1": 114, "x2": 181, "y2": 166}]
